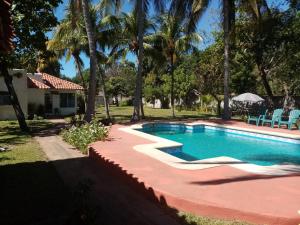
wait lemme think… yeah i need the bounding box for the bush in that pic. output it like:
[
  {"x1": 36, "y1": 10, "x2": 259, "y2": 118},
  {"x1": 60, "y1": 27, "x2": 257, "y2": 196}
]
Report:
[
  {"x1": 120, "y1": 98, "x2": 133, "y2": 106},
  {"x1": 61, "y1": 120, "x2": 108, "y2": 154}
]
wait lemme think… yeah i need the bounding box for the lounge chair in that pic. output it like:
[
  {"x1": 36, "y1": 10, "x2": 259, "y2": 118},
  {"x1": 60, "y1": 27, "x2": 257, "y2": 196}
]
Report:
[
  {"x1": 248, "y1": 109, "x2": 268, "y2": 126},
  {"x1": 261, "y1": 109, "x2": 284, "y2": 128},
  {"x1": 278, "y1": 109, "x2": 300, "y2": 130}
]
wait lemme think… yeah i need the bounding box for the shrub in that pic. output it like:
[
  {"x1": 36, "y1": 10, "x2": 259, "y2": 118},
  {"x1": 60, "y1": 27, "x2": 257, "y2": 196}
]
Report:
[
  {"x1": 61, "y1": 120, "x2": 108, "y2": 154},
  {"x1": 120, "y1": 98, "x2": 133, "y2": 106}
]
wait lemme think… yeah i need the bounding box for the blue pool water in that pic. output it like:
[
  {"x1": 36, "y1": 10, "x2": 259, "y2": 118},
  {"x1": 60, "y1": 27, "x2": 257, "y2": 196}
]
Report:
[{"x1": 140, "y1": 124, "x2": 300, "y2": 166}]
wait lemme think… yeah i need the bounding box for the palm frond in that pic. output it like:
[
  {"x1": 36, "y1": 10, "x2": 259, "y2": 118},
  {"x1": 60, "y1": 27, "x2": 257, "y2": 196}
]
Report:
[{"x1": 169, "y1": 0, "x2": 210, "y2": 33}]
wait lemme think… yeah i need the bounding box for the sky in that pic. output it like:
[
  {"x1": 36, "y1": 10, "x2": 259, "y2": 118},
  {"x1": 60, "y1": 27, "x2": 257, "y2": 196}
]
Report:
[{"x1": 51, "y1": 1, "x2": 222, "y2": 78}]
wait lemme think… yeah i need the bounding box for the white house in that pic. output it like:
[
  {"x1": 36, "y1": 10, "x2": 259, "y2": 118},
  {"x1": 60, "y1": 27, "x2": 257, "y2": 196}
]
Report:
[{"x1": 0, "y1": 70, "x2": 83, "y2": 120}]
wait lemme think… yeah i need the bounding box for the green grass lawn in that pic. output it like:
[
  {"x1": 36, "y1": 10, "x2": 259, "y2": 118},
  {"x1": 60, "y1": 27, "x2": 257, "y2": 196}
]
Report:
[
  {"x1": 0, "y1": 120, "x2": 72, "y2": 225},
  {"x1": 0, "y1": 120, "x2": 54, "y2": 164},
  {"x1": 179, "y1": 212, "x2": 252, "y2": 225},
  {"x1": 96, "y1": 105, "x2": 217, "y2": 123}
]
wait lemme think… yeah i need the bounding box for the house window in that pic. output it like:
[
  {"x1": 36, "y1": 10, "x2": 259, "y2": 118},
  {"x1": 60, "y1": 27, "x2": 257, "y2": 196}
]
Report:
[
  {"x1": 0, "y1": 92, "x2": 11, "y2": 105},
  {"x1": 60, "y1": 93, "x2": 75, "y2": 108}
]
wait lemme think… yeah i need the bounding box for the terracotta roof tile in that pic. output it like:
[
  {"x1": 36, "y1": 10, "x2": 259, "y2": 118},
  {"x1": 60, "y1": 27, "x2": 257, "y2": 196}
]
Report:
[
  {"x1": 41, "y1": 73, "x2": 83, "y2": 90},
  {"x1": 27, "y1": 73, "x2": 83, "y2": 90},
  {"x1": 27, "y1": 77, "x2": 50, "y2": 89}
]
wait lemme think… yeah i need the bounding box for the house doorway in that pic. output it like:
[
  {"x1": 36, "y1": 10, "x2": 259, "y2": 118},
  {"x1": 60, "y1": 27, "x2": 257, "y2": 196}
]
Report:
[{"x1": 45, "y1": 93, "x2": 52, "y2": 114}]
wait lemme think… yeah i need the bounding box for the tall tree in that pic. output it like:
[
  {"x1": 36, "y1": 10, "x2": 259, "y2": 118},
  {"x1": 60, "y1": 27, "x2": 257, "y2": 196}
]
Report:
[
  {"x1": 0, "y1": 0, "x2": 28, "y2": 131},
  {"x1": 36, "y1": 50, "x2": 61, "y2": 77},
  {"x1": 222, "y1": 0, "x2": 235, "y2": 120},
  {"x1": 109, "y1": 11, "x2": 155, "y2": 117},
  {"x1": 130, "y1": 0, "x2": 165, "y2": 121},
  {"x1": 131, "y1": 0, "x2": 145, "y2": 121},
  {"x1": 0, "y1": 0, "x2": 61, "y2": 131},
  {"x1": 236, "y1": 0, "x2": 276, "y2": 105},
  {"x1": 196, "y1": 41, "x2": 224, "y2": 116},
  {"x1": 149, "y1": 14, "x2": 201, "y2": 117},
  {"x1": 94, "y1": 12, "x2": 124, "y2": 120},
  {"x1": 170, "y1": 0, "x2": 236, "y2": 119},
  {"x1": 0, "y1": 64, "x2": 29, "y2": 131},
  {"x1": 47, "y1": 4, "x2": 88, "y2": 95},
  {"x1": 81, "y1": 0, "x2": 99, "y2": 121},
  {"x1": 71, "y1": 0, "x2": 120, "y2": 121},
  {"x1": 12, "y1": 0, "x2": 62, "y2": 72}
]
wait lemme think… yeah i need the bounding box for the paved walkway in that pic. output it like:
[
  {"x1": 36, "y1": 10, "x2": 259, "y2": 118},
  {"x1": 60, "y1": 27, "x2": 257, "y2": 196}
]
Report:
[
  {"x1": 90, "y1": 122, "x2": 300, "y2": 225},
  {"x1": 35, "y1": 121, "x2": 183, "y2": 225}
]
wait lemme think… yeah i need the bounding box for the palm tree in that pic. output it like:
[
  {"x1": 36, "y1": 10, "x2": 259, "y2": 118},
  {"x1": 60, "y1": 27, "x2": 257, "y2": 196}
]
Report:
[
  {"x1": 131, "y1": 0, "x2": 144, "y2": 121},
  {"x1": 170, "y1": 0, "x2": 235, "y2": 119},
  {"x1": 70, "y1": 0, "x2": 118, "y2": 121},
  {"x1": 149, "y1": 14, "x2": 202, "y2": 117},
  {"x1": 80, "y1": 0, "x2": 99, "y2": 121},
  {"x1": 37, "y1": 51, "x2": 62, "y2": 77},
  {"x1": 222, "y1": 0, "x2": 235, "y2": 120},
  {"x1": 237, "y1": 0, "x2": 275, "y2": 105},
  {"x1": 109, "y1": 11, "x2": 156, "y2": 118},
  {"x1": 94, "y1": 13, "x2": 124, "y2": 120},
  {"x1": 47, "y1": 7, "x2": 88, "y2": 102},
  {"x1": 130, "y1": 0, "x2": 166, "y2": 121}
]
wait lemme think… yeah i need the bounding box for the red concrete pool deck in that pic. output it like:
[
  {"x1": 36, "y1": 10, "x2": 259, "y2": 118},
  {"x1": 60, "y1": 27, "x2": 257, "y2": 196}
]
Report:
[{"x1": 90, "y1": 121, "x2": 300, "y2": 225}]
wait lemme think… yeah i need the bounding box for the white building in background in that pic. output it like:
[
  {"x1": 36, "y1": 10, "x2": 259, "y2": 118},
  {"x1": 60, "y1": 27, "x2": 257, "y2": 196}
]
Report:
[{"x1": 0, "y1": 70, "x2": 83, "y2": 120}]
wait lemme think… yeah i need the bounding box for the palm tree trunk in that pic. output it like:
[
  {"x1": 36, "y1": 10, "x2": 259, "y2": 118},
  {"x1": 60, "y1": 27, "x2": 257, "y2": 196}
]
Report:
[
  {"x1": 212, "y1": 94, "x2": 222, "y2": 116},
  {"x1": 140, "y1": 96, "x2": 145, "y2": 118},
  {"x1": 81, "y1": 0, "x2": 97, "y2": 122},
  {"x1": 283, "y1": 82, "x2": 294, "y2": 109},
  {"x1": 222, "y1": 0, "x2": 232, "y2": 120},
  {"x1": 100, "y1": 70, "x2": 110, "y2": 119},
  {"x1": 0, "y1": 63, "x2": 28, "y2": 132},
  {"x1": 131, "y1": 0, "x2": 144, "y2": 122},
  {"x1": 258, "y1": 64, "x2": 274, "y2": 105},
  {"x1": 73, "y1": 53, "x2": 87, "y2": 110},
  {"x1": 170, "y1": 55, "x2": 175, "y2": 118}
]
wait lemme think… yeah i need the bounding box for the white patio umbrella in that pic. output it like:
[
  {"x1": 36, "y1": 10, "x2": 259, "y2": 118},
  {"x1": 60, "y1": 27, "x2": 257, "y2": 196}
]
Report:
[{"x1": 231, "y1": 93, "x2": 264, "y2": 103}]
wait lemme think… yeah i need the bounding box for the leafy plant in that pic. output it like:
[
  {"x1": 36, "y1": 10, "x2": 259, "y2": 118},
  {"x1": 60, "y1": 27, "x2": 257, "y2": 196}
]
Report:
[{"x1": 61, "y1": 120, "x2": 108, "y2": 154}]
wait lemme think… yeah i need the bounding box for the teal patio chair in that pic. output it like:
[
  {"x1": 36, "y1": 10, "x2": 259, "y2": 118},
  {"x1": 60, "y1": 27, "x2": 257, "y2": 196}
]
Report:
[
  {"x1": 248, "y1": 109, "x2": 268, "y2": 126},
  {"x1": 261, "y1": 109, "x2": 284, "y2": 128},
  {"x1": 278, "y1": 109, "x2": 300, "y2": 130}
]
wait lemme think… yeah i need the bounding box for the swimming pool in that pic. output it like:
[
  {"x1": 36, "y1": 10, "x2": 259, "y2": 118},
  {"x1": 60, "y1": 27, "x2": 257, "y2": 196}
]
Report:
[{"x1": 138, "y1": 123, "x2": 300, "y2": 166}]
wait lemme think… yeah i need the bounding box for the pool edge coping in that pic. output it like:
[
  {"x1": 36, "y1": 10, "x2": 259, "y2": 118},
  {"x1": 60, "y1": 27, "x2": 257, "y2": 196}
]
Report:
[{"x1": 119, "y1": 121, "x2": 300, "y2": 175}]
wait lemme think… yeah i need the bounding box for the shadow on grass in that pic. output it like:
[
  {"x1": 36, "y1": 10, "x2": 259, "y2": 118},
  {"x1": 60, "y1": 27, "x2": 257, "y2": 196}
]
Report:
[
  {"x1": 33, "y1": 123, "x2": 66, "y2": 137},
  {"x1": 0, "y1": 161, "x2": 72, "y2": 225},
  {"x1": 0, "y1": 155, "x2": 12, "y2": 162},
  {"x1": 0, "y1": 155, "x2": 200, "y2": 225},
  {"x1": 0, "y1": 120, "x2": 58, "y2": 145},
  {"x1": 0, "y1": 135, "x2": 27, "y2": 145}
]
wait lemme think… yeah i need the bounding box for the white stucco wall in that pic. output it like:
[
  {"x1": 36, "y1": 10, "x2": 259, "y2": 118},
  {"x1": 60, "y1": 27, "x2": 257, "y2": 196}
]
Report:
[
  {"x1": 28, "y1": 89, "x2": 45, "y2": 106},
  {"x1": 0, "y1": 69, "x2": 28, "y2": 120}
]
